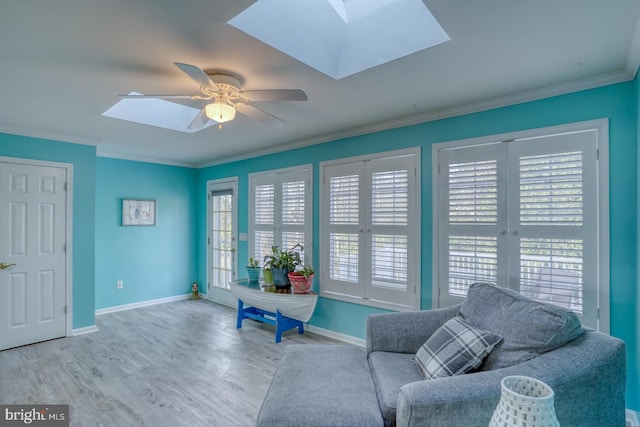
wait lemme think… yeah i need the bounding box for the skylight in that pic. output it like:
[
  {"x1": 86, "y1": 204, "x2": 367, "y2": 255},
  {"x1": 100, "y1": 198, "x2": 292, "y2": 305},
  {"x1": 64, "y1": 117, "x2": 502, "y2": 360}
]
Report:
[
  {"x1": 102, "y1": 93, "x2": 214, "y2": 133},
  {"x1": 228, "y1": 0, "x2": 449, "y2": 79}
]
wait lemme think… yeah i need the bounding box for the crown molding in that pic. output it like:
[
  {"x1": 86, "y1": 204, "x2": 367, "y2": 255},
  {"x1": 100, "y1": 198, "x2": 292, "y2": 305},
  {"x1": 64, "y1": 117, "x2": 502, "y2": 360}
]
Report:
[
  {"x1": 625, "y1": 15, "x2": 640, "y2": 77},
  {"x1": 97, "y1": 150, "x2": 197, "y2": 168},
  {"x1": 198, "y1": 69, "x2": 634, "y2": 169},
  {"x1": 0, "y1": 124, "x2": 101, "y2": 147}
]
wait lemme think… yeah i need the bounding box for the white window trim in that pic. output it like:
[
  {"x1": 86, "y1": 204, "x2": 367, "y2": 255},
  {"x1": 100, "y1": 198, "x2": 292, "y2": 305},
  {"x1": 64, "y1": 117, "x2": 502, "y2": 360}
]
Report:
[
  {"x1": 431, "y1": 119, "x2": 610, "y2": 333},
  {"x1": 320, "y1": 147, "x2": 421, "y2": 312},
  {"x1": 248, "y1": 164, "x2": 313, "y2": 268}
]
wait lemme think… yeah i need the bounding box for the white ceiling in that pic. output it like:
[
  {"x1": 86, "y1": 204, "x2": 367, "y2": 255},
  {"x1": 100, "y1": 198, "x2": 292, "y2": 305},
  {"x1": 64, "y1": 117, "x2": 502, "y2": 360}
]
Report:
[{"x1": 1, "y1": 1, "x2": 639, "y2": 168}]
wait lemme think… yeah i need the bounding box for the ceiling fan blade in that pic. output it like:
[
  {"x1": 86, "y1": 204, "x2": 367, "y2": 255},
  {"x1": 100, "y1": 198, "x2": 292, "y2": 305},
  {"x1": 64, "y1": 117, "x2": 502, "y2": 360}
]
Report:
[
  {"x1": 236, "y1": 102, "x2": 285, "y2": 128},
  {"x1": 188, "y1": 108, "x2": 210, "y2": 131},
  {"x1": 240, "y1": 89, "x2": 308, "y2": 102},
  {"x1": 119, "y1": 94, "x2": 195, "y2": 99},
  {"x1": 174, "y1": 62, "x2": 219, "y2": 91}
]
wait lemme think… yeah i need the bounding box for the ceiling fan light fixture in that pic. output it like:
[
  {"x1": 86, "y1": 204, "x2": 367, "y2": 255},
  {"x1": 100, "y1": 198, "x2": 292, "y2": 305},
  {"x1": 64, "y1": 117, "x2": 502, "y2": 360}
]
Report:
[{"x1": 205, "y1": 102, "x2": 236, "y2": 123}]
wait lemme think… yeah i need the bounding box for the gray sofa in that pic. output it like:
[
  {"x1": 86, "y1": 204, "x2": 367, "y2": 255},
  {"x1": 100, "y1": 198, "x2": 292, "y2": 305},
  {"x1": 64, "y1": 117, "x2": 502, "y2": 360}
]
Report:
[{"x1": 257, "y1": 283, "x2": 627, "y2": 427}]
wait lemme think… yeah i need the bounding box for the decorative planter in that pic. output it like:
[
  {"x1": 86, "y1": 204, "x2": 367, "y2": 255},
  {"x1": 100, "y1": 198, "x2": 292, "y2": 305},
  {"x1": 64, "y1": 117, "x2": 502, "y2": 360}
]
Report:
[
  {"x1": 288, "y1": 273, "x2": 314, "y2": 294},
  {"x1": 246, "y1": 267, "x2": 261, "y2": 282},
  {"x1": 263, "y1": 268, "x2": 274, "y2": 285},
  {"x1": 271, "y1": 267, "x2": 290, "y2": 289},
  {"x1": 490, "y1": 375, "x2": 559, "y2": 427}
]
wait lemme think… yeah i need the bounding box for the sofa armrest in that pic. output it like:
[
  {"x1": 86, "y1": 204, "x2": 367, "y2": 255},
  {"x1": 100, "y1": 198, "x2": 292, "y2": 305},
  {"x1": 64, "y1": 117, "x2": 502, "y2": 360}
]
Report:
[
  {"x1": 396, "y1": 330, "x2": 626, "y2": 427},
  {"x1": 366, "y1": 305, "x2": 460, "y2": 356}
]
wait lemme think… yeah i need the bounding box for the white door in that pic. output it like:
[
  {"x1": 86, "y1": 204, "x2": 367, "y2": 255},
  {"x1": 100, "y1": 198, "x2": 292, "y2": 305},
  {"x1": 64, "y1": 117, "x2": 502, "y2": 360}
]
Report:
[
  {"x1": 0, "y1": 160, "x2": 68, "y2": 350},
  {"x1": 207, "y1": 178, "x2": 238, "y2": 307}
]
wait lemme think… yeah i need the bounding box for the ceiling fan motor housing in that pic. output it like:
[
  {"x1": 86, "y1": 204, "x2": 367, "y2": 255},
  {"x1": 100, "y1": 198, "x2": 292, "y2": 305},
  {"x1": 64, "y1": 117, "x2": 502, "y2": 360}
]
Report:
[{"x1": 208, "y1": 73, "x2": 242, "y2": 96}]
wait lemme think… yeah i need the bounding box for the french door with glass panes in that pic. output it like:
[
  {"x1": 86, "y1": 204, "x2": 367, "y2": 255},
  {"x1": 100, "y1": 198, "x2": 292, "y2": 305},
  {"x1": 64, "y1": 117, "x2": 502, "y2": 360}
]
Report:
[
  {"x1": 434, "y1": 122, "x2": 608, "y2": 330},
  {"x1": 207, "y1": 178, "x2": 238, "y2": 306}
]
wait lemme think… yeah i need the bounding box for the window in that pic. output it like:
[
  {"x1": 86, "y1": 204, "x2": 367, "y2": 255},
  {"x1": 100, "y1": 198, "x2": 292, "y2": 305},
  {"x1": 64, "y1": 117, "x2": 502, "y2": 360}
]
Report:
[
  {"x1": 249, "y1": 165, "x2": 312, "y2": 266},
  {"x1": 320, "y1": 148, "x2": 421, "y2": 311},
  {"x1": 433, "y1": 120, "x2": 609, "y2": 331}
]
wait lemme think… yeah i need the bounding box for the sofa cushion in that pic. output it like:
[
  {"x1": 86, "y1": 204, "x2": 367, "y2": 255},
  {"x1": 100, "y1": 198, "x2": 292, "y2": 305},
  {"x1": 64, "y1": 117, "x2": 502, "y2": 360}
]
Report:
[
  {"x1": 368, "y1": 351, "x2": 423, "y2": 426},
  {"x1": 459, "y1": 282, "x2": 584, "y2": 370},
  {"x1": 414, "y1": 316, "x2": 502, "y2": 379}
]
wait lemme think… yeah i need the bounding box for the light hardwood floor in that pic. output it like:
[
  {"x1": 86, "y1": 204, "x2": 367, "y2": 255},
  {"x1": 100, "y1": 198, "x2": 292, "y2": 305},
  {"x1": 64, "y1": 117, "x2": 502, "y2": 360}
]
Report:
[{"x1": 0, "y1": 299, "x2": 342, "y2": 426}]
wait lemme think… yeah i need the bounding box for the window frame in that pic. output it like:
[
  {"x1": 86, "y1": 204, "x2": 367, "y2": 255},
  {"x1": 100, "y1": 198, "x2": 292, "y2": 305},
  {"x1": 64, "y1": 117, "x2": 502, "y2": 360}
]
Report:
[
  {"x1": 432, "y1": 119, "x2": 610, "y2": 332},
  {"x1": 248, "y1": 164, "x2": 313, "y2": 269},
  {"x1": 320, "y1": 147, "x2": 421, "y2": 311}
]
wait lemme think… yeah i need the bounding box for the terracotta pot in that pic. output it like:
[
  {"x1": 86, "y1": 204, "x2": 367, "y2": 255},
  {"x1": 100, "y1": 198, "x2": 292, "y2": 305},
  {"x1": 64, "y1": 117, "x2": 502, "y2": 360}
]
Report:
[{"x1": 288, "y1": 273, "x2": 314, "y2": 294}]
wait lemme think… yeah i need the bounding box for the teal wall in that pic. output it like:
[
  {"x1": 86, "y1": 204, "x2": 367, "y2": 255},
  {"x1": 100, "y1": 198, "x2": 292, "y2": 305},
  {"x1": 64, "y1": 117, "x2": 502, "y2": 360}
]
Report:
[
  {"x1": 0, "y1": 133, "x2": 96, "y2": 329},
  {"x1": 198, "y1": 80, "x2": 639, "y2": 409},
  {"x1": 0, "y1": 77, "x2": 637, "y2": 409},
  {"x1": 95, "y1": 157, "x2": 198, "y2": 309}
]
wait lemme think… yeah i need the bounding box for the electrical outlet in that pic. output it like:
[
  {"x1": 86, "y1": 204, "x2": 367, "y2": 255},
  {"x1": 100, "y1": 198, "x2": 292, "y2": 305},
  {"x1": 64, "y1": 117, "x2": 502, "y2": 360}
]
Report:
[{"x1": 117, "y1": 280, "x2": 123, "y2": 289}]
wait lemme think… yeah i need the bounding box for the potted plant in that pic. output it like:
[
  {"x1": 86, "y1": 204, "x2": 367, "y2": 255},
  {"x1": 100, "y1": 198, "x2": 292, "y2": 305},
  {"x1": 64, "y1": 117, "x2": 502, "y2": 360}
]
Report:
[
  {"x1": 262, "y1": 265, "x2": 274, "y2": 285},
  {"x1": 246, "y1": 257, "x2": 261, "y2": 282},
  {"x1": 263, "y1": 244, "x2": 303, "y2": 289},
  {"x1": 288, "y1": 265, "x2": 314, "y2": 294}
]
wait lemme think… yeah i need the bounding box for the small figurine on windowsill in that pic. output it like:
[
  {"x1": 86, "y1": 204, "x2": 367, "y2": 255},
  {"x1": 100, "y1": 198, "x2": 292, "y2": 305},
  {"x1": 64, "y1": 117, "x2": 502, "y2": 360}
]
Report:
[{"x1": 191, "y1": 281, "x2": 200, "y2": 300}]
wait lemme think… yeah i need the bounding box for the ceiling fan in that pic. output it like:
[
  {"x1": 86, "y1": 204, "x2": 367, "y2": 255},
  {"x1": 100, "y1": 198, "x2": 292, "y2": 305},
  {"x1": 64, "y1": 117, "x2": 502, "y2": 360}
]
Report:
[{"x1": 121, "y1": 62, "x2": 308, "y2": 130}]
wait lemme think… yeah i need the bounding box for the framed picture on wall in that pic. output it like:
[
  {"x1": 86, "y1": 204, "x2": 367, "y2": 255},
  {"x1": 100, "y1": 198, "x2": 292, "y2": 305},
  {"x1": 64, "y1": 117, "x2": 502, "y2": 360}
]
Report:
[{"x1": 122, "y1": 199, "x2": 156, "y2": 226}]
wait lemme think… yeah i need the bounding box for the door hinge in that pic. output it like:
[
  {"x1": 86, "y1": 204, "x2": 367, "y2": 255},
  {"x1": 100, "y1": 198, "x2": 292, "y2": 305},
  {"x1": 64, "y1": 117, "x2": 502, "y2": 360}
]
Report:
[
  {"x1": 62, "y1": 243, "x2": 66, "y2": 253},
  {"x1": 64, "y1": 182, "x2": 68, "y2": 191},
  {"x1": 208, "y1": 282, "x2": 211, "y2": 289},
  {"x1": 596, "y1": 148, "x2": 600, "y2": 160},
  {"x1": 64, "y1": 305, "x2": 67, "y2": 314}
]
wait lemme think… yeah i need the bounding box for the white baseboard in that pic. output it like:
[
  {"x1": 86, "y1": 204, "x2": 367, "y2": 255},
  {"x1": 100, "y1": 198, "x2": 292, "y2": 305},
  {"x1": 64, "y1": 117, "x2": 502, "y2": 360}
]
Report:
[
  {"x1": 72, "y1": 325, "x2": 99, "y2": 336},
  {"x1": 95, "y1": 294, "x2": 191, "y2": 316},
  {"x1": 306, "y1": 324, "x2": 365, "y2": 347},
  {"x1": 627, "y1": 409, "x2": 639, "y2": 427}
]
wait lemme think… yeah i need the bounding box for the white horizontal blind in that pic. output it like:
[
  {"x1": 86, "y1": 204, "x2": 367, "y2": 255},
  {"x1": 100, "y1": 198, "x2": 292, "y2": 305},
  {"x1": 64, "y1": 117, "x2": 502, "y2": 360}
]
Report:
[
  {"x1": 251, "y1": 177, "x2": 276, "y2": 261},
  {"x1": 324, "y1": 163, "x2": 364, "y2": 294},
  {"x1": 448, "y1": 235, "x2": 498, "y2": 297},
  {"x1": 511, "y1": 132, "x2": 596, "y2": 320},
  {"x1": 519, "y1": 152, "x2": 583, "y2": 226},
  {"x1": 448, "y1": 160, "x2": 498, "y2": 224},
  {"x1": 249, "y1": 166, "x2": 312, "y2": 269},
  {"x1": 438, "y1": 143, "x2": 506, "y2": 305},
  {"x1": 368, "y1": 161, "x2": 411, "y2": 294},
  {"x1": 435, "y1": 126, "x2": 601, "y2": 328},
  {"x1": 321, "y1": 149, "x2": 420, "y2": 310},
  {"x1": 519, "y1": 238, "x2": 583, "y2": 314}
]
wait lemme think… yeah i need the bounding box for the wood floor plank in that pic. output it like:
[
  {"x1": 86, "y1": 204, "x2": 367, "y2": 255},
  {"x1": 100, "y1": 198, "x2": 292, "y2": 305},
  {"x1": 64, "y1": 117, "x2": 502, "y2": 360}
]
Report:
[{"x1": 0, "y1": 299, "x2": 343, "y2": 426}]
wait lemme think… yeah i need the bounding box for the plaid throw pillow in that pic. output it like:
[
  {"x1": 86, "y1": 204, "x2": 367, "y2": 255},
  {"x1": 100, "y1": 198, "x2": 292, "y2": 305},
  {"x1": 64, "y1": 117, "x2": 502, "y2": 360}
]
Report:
[{"x1": 415, "y1": 316, "x2": 502, "y2": 380}]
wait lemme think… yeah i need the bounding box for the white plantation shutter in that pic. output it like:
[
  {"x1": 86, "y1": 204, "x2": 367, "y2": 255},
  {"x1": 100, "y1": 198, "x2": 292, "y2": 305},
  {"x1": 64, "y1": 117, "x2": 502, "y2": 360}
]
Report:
[
  {"x1": 517, "y1": 151, "x2": 584, "y2": 312},
  {"x1": 251, "y1": 177, "x2": 277, "y2": 261},
  {"x1": 281, "y1": 175, "x2": 309, "y2": 264},
  {"x1": 435, "y1": 123, "x2": 605, "y2": 330},
  {"x1": 249, "y1": 166, "x2": 311, "y2": 267},
  {"x1": 509, "y1": 132, "x2": 597, "y2": 323},
  {"x1": 321, "y1": 149, "x2": 420, "y2": 310},
  {"x1": 438, "y1": 143, "x2": 506, "y2": 305},
  {"x1": 325, "y1": 163, "x2": 364, "y2": 295},
  {"x1": 327, "y1": 174, "x2": 361, "y2": 282}
]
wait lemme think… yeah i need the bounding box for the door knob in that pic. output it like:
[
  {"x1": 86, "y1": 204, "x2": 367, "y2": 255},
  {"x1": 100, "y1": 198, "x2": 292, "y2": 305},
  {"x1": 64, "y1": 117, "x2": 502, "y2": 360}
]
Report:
[{"x1": 0, "y1": 263, "x2": 16, "y2": 270}]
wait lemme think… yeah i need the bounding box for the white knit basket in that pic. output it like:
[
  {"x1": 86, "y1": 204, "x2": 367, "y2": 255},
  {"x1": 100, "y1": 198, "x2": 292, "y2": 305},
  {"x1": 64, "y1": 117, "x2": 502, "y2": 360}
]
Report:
[{"x1": 489, "y1": 376, "x2": 560, "y2": 427}]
